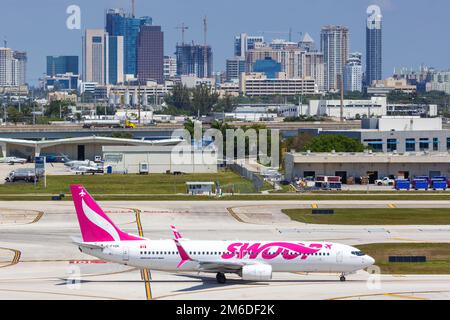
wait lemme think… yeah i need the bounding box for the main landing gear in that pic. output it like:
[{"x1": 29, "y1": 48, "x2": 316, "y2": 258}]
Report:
[
  {"x1": 216, "y1": 272, "x2": 226, "y2": 284},
  {"x1": 340, "y1": 274, "x2": 346, "y2": 282}
]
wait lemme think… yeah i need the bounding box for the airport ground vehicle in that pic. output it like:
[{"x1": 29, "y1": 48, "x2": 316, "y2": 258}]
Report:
[
  {"x1": 413, "y1": 178, "x2": 429, "y2": 190},
  {"x1": 375, "y1": 177, "x2": 395, "y2": 186},
  {"x1": 314, "y1": 176, "x2": 341, "y2": 189},
  {"x1": 395, "y1": 179, "x2": 411, "y2": 190},
  {"x1": 431, "y1": 176, "x2": 447, "y2": 190},
  {"x1": 82, "y1": 120, "x2": 122, "y2": 129},
  {"x1": 124, "y1": 120, "x2": 137, "y2": 128},
  {"x1": 0, "y1": 157, "x2": 27, "y2": 164},
  {"x1": 40, "y1": 153, "x2": 67, "y2": 163},
  {"x1": 5, "y1": 168, "x2": 42, "y2": 182},
  {"x1": 71, "y1": 185, "x2": 375, "y2": 283}
]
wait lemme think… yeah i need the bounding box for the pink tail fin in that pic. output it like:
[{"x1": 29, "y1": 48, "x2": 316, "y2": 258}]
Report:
[{"x1": 70, "y1": 185, "x2": 143, "y2": 242}]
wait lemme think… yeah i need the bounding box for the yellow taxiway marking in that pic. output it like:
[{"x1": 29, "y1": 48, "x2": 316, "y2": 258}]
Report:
[
  {"x1": 226, "y1": 207, "x2": 247, "y2": 223},
  {"x1": 388, "y1": 204, "x2": 397, "y2": 209},
  {"x1": 390, "y1": 237, "x2": 428, "y2": 242},
  {"x1": 384, "y1": 293, "x2": 428, "y2": 300},
  {"x1": 29, "y1": 211, "x2": 44, "y2": 224},
  {"x1": 142, "y1": 269, "x2": 152, "y2": 300},
  {"x1": 311, "y1": 203, "x2": 318, "y2": 209},
  {"x1": 133, "y1": 209, "x2": 153, "y2": 300},
  {"x1": 328, "y1": 290, "x2": 441, "y2": 300},
  {"x1": 0, "y1": 247, "x2": 21, "y2": 268}
]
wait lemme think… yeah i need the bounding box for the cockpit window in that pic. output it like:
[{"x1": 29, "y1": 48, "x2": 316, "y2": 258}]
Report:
[{"x1": 351, "y1": 251, "x2": 365, "y2": 256}]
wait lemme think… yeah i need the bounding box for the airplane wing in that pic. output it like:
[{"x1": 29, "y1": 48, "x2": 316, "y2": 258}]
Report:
[{"x1": 196, "y1": 261, "x2": 245, "y2": 272}]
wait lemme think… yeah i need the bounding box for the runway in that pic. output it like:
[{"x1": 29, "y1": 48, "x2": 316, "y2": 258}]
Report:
[{"x1": 0, "y1": 200, "x2": 449, "y2": 300}]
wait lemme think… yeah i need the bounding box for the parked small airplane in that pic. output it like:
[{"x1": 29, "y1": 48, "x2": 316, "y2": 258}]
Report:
[
  {"x1": 64, "y1": 159, "x2": 92, "y2": 168},
  {"x1": 70, "y1": 185, "x2": 375, "y2": 283},
  {"x1": 71, "y1": 164, "x2": 104, "y2": 175}
]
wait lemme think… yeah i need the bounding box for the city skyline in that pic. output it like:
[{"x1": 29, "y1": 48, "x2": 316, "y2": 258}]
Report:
[{"x1": 1, "y1": 0, "x2": 449, "y2": 85}]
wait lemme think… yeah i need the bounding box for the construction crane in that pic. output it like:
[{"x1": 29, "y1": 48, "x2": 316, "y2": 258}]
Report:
[
  {"x1": 257, "y1": 29, "x2": 299, "y2": 42},
  {"x1": 175, "y1": 23, "x2": 189, "y2": 45},
  {"x1": 203, "y1": 16, "x2": 208, "y2": 77}
]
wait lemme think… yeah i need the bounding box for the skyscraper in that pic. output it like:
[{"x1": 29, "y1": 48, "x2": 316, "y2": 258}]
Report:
[
  {"x1": 0, "y1": 47, "x2": 27, "y2": 86},
  {"x1": 137, "y1": 25, "x2": 164, "y2": 84},
  {"x1": 108, "y1": 36, "x2": 124, "y2": 84},
  {"x1": 320, "y1": 25, "x2": 349, "y2": 92},
  {"x1": 12, "y1": 51, "x2": 27, "y2": 85},
  {"x1": 366, "y1": 5, "x2": 382, "y2": 86},
  {"x1": 299, "y1": 33, "x2": 315, "y2": 52},
  {"x1": 0, "y1": 48, "x2": 14, "y2": 86},
  {"x1": 175, "y1": 44, "x2": 213, "y2": 78},
  {"x1": 226, "y1": 57, "x2": 246, "y2": 82},
  {"x1": 303, "y1": 51, "x2": 325, "y2": 92},
  {"x1": 253, "y1": 57, "x2": 282, "y2": 78},
  {"x1": 163, "y1": 56, "x2": 177, "y2": 80},
  {"x1": 246, "y1": 46, "x2": 303, "y2": 79},
  {"x1": 105, "y1": 8, "x2": 152, "y2": 76},
  {"x1": 234, "y1": 33, "x2": 265, "y2": 58},
  {"x1": 46, "y1": 56, "x2": 79, "y2": 76},
  {"x1": 344, "y1": 52, "x2": 363, "y2": 92},
  {"x1": 82, "y1": 29, "x2": 109, "y2": 84}
]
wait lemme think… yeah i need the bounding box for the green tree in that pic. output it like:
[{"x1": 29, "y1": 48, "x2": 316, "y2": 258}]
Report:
[
  {"x1": 44, "y1": 101, "x2": 71, "y2": 119},
  {"x1": 7, "y1": 107, "x2": 23, "y2": 124},
  {"x1": 214, "y1": 94, "x2": 236, "y2": 113},
  {"x1": 284, "y1": 134, "x2": 314, "y2": 152},
  {"x1": 303, "y1": 135, "x2": 366, "y2": 152},
  {"x1": 191, "y1": 84, "x2": 219, "y2": 116},
  {"x1": 164, "y1": 83, "x2": 191, "y2": 112}
]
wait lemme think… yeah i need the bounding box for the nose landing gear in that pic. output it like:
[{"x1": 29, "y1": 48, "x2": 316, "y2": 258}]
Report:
[
  {"x1": 216, "y1": 272, "x2": 226, "y2": 284},
  {"x1": 340, "y1": 274, "x2": 346, "y2": 282}
]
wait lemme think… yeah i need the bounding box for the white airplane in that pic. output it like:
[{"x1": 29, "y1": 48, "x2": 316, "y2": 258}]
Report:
[
  {"x1": 70, "y1": 185, "x2": 375, "y2": 284},
  {"x1": 64, "y1": 159, "x2": 92, "y2": 168},
  {"x1": 71, "y1": 163, "x2": 103, "y2": 175}
]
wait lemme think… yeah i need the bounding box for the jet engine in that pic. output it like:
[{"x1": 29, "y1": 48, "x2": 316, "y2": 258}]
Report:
[{"x1": 240, "y1": 264, "x2": 272, "y2": 281}]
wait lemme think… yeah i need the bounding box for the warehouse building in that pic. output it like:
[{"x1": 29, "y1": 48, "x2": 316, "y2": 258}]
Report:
[
  {"x1": 102, "y1": 145, "x2": 218, "y2": 174},
  {"x1": 284, "y1": 151, "x2": 450, "y2": 183},
  {"x1": 0, "y1": 136, "x2": 182, "y2": 161}
]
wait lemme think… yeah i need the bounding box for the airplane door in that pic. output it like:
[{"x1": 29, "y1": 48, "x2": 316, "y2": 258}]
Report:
[
  {"x1": 336, "y1": 251, "x2": 343, "y2": 263},
  {"x1": 122, "y1": 246, "x2": 129, "y2": 262}
]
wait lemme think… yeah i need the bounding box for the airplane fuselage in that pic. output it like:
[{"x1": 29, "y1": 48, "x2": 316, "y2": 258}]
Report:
[{"x1": 79, "y1": 240, "x2": 372, "y2": 274}]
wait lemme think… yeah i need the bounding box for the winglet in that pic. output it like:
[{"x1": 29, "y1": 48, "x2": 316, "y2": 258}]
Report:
[
  {"x1": 170, "y1": 225, "x2": 183, "y2": 240},
  {"x1": 174, "y1": 238, "x2": 193, "y2": 268}
]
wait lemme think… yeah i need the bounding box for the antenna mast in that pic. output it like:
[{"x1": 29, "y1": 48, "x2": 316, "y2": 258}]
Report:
[{"x1": 131, "y1": 0, "x2": 135, "y2": 17}]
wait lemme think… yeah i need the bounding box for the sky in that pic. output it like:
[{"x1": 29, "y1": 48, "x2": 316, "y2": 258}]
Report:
[{"x1": 1, "y1": 0, "x2": 449, "y2": 84}]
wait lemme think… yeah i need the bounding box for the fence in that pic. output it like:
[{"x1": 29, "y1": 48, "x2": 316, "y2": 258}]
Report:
[{"x1": 228, "y1": 162, "x2": 265, "y2": 193}]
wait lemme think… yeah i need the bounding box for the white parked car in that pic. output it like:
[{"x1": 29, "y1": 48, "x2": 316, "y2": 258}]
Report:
[
  {"x1": 0, "y1": 157, "x2": 27, "y2": 164},
  {"x1": 375, "y1": 177, "x2": 395, "y2": 186}
]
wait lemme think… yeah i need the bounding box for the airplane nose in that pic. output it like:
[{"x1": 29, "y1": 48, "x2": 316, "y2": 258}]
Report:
[{"x1": 365, "y1": 255, "x2": 375, "y2": 266}]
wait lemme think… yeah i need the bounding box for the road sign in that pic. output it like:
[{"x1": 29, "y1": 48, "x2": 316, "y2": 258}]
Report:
[{"x1": 35, "y1": 156, "x2": 46, "y2": 188}]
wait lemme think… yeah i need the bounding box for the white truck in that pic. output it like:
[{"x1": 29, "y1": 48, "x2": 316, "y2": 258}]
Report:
[{"x1": 375, "y1": 177, "x2": 395, "y2": 186}]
